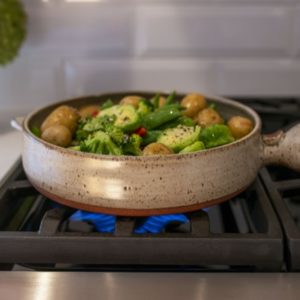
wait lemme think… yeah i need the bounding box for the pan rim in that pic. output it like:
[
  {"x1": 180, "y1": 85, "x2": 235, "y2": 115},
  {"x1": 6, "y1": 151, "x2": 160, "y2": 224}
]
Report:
[{"x1": 23, "y1": 92, "x2": 262, "y2": 162}]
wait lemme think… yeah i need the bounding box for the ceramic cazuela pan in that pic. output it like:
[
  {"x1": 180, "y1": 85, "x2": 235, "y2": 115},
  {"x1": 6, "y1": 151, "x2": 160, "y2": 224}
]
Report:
[{"x1": 12, "y1": 92, "x2": 300, "y2": 216}]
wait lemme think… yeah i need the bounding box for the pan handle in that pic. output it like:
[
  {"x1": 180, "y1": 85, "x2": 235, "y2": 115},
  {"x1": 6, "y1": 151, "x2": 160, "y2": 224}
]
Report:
[
  {"x1": 10, "y1": 117, "x2": 25, "y2": 132},
  {"x1": 262, "y1": 122, "x2": 300, "y2": 172}
]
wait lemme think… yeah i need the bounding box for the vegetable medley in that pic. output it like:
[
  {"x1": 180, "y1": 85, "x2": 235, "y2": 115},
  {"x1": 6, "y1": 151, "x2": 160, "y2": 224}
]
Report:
[{"x1": 35, "y1": 92, "x2": 254, "y2": 156}]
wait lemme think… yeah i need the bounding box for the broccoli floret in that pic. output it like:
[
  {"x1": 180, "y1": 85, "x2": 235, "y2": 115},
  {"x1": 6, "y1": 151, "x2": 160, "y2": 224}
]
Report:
[
  {"x1": 82, "y1": 115, "x2": 116, "y2": 132},
  {"x1": 105, "y1": 123, "x2": 128, "y2": 146},
  {"x1": 74, "y1": 118, "x2": 91, "y2": 141},
  {"x1": 123, "y1": 134, "x2": 142, "y2": 156},
  {"x1": 137, "y1": 99, "x2": 152, "y2": 116},
  {"x1": 76, "y1": 114, "x2": 135, "y2": 155},
  {"x1": 80, "y1": 131, "x2": 122, "y2": 155},
  {"x1": 200, "y1": 124, "x2": 234, "y2": 148},
  {"x1": 75, "y1": 129, "x2": 90, "y2": 142}
]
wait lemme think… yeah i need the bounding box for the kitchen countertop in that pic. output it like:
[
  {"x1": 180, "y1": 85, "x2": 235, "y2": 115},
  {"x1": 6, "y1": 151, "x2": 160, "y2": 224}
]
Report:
[
  {"x1": 0, "y1": 272, "x2": 300, "y2": 300},
  {"x1": 0, "y1": 130, "x2": 22, "y2": 184}
]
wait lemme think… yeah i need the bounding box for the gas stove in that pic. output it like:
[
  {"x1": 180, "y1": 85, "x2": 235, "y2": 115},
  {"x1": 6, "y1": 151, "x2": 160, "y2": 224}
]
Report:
[{"x1": 0, "y1": 98, "x2": 300, "y2": 272}]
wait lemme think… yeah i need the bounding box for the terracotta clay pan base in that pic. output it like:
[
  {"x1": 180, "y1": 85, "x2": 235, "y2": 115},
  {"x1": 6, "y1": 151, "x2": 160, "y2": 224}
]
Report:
[{"x1": 31, "y1": 182, "x2": 248, "y2": 217}]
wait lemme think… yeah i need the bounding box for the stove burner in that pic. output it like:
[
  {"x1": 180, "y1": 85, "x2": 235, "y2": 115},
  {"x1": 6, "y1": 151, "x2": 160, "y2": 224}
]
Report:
[
  {"x1": 69, "y1": 210, "x2": 189, "y2": 234},
  {"x1": 69, "y1": 211, "x2": 116, "y2": 233},
  {"x1": 134, "y1": 214, "x2": 189, "y2": 234}
]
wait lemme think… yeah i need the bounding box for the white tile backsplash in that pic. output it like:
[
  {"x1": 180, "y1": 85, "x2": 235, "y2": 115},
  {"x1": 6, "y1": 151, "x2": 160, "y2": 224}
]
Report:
[
  {"x1": 294, "y1": 6, "x2": 300, "y2": 56},
  {"x1": 1, "y1": 0, "x2": 300, "y2": 111},
  {"x1": 64, "y1": 59, "x2": 215, "y2": 97},
  {"x1": 136, "y1": 6, "x2": 292, "y2": 57},
  {"x1": 0, "y1": 51, "x2": 61, "y2": 110},
  {"x1": 64, "y1": 58, "x2": 300, "y2": 97},
  {"x1": 216, "y1": 60, "x2": 300, "y2": 96},
  {"x1": 26, "y1": 5, "x2": 133, "y2": 53}
]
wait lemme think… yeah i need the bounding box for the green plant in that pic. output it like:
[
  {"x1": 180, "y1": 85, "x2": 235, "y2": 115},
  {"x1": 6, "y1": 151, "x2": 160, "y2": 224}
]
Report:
[{"x1": 0, "y1": 0, "x2": 27, "y2": 66}]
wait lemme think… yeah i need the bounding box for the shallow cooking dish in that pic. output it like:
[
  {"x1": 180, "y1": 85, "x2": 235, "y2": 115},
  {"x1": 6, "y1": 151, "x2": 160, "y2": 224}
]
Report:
[{"x1": 11, "y1": 92, "x2": 300, "y2": 216}]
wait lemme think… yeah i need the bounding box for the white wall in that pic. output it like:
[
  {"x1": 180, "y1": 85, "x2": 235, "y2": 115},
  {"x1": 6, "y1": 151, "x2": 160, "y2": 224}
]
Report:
[{"x1": 1, "y1": 0, "x2": 300, "y2": 111}]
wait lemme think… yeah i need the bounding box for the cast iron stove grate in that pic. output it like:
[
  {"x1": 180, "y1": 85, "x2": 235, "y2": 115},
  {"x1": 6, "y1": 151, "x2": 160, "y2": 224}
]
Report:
[
  {"x1": 238, "y1": 98, "x2": 300, "y2": 271},
  {"x1": 260, "y1": 166, "x2": 300, "y2": 271},
  {"x1": 2, "y1": 97, "x2": 300, "y2": 272},
  {"x1": 0, "y1": 159, "x2": 283, "y2": 271}
]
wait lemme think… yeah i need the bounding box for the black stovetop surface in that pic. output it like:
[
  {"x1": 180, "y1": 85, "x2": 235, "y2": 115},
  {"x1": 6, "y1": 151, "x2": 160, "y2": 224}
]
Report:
[{"x1": 0, "y1": 98, "x2": 300, "y2": 272}]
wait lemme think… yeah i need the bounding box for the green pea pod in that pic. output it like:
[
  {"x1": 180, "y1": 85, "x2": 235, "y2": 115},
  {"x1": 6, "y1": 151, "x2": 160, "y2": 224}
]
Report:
[
  {"x1": 142, "y1": 106, "x2": 181, "y2": 130},
  {"x1": 101, "y1": 99, "x2": 114, "y2": 110},
  {"x1": 150, "y1": 93, "x2": 161, "y2": 109},
  {"x1": 160, "y1": 103, "x2": 183, "y2": 111},
  {"x1": 165, "y1": 91, "x2": 177, "y2": 105}
]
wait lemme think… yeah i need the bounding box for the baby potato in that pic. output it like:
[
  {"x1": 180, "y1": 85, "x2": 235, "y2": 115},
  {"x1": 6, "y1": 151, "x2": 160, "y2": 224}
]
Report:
[
  {"x1": 228, "y1": 116, "x2": 254, "y2": 139},
  {"x1": 79, "y1": 105, "x2": 100, "y2": 118},
  {"x1": 197, "y1": 108, "x2": 224, "y2": 127},
  {"x1": 143, "y1": 143, "x2": 174, "y2": 156},
  {"x1": 120, "y1": 96, "x2": 142, "y2": 108},
  {"x1": 41, "y1": 105, "x2": 80, "y2": 134},
  {"x1": 41, "y1": 125, "x2": 72, "y2": 147},
  {"x1": 181, "y1": 93, "x2": 207, "y2": 118}
]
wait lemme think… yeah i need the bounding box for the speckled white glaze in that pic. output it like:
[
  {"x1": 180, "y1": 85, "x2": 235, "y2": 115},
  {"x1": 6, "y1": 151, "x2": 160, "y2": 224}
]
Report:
[
  {"x1": 18, "y1": 94, "x2": 300, "y2": 215},
  {"x1": 262, "y1": 123, "x2": 300, "y2": 170}
]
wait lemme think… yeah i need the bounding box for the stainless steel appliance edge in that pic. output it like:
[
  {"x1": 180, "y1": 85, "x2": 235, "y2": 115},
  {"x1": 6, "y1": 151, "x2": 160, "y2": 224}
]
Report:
[{"x1": 0, "y1": 272, "x2": 300, "y2": 300}]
